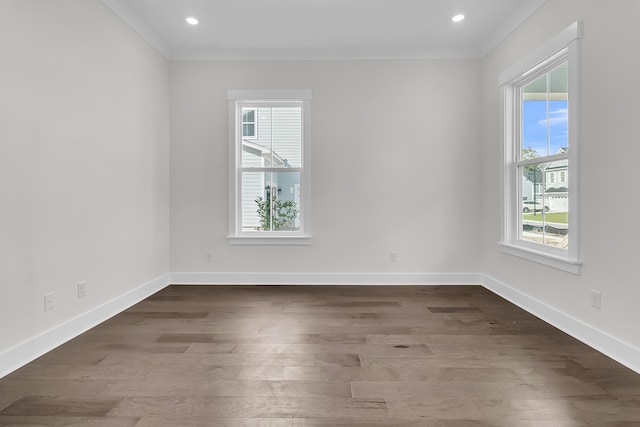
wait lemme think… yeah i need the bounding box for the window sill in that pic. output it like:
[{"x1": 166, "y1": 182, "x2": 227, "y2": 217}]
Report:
[
  {"x1": 498, "y1": 242, "x2": 581, "y2": 275},
  {"x1": 228, "y1": 235, "x2": 312, "y2": 246}
]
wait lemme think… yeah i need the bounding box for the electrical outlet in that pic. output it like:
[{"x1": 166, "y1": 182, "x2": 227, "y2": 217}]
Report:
[
  {"x1": 77, "y1": 281, "x2": 87, "y2": 298},
  {"x1": 389, "y1": 251, "x2": 398, "y2": 263},
  {"x1": 591, "y1": 290, "x2": 602, "y2": 310},
  {"x1": 44, "y1": 293, "x2": 54, "y2": 311},
  {"x1": 205, "y1": 251, "x2": 213, "y2": 262}
]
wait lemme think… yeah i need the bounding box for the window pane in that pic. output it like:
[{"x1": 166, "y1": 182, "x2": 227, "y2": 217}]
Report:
[
  {"x1": 520, "y1": 160, "x2": 568, "y2": 249},
  {"x1": 241, "y1": 106, "x2": 302, "y2": 168},
  {"x1": 245, "y1": 108, "x2": 271, "y2": 162},
  {"x1": 241, "y1": 172, "x2": 264, "y2": 231},
  {"x1": 271, "y1": 107, "x2": 302, "y2": 168},
  {"x1": 549, "y1": 63, "x2": 568, "y2": 154},
  {"x1": 243, "y1": 124, "x2": 255, "y2": 137},
  {"x1": 241, "y1": 171, "x2": 301, "y2": 231},
  {"x1": 521, "y1": 62, "x2": 568, "y2": 158},
  {"x1": 522, "y1": 74, "x2": 547, "y2": 158},
  {"x1": 242, "y1": 108, "x2": 255, "y2": 123}
]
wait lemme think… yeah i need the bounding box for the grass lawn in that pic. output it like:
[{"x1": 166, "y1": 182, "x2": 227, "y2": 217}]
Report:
[{"x1": 523, "y1": 212, "x2": 568, "y2": 223}]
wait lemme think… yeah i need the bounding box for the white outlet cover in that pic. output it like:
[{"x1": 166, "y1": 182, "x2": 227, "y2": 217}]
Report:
[
  {"x1": 591, "y1": 291, "x2": 602, "y2": 309},
  {"x1": 78, "y1": 282, "x2": 87, "y2": 298},
  {"x1": 44, "y1": 293, "x2": 54, "y2": 311}
]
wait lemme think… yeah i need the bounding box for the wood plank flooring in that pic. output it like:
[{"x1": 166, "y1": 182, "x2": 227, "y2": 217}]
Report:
[{"x1": 1, "y1": 285, "x2": 640, "y2": 426}]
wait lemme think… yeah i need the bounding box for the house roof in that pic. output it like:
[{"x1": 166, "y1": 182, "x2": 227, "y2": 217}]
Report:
[
  {"x1": 546, "y1": 187, "x2": 568, "y2": 193},
  {"x1": 546, "y1": 160, "x2": 567, "y2": 171},
  {"x1": 242, "y1": 140, "x2": 287, "y2": 167}
]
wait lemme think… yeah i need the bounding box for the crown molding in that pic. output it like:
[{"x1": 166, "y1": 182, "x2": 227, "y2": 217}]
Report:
[
  {"x1": 169, "y1": 47, "x2": 483, "y2": 61},
  {"x1": 101, "y1": 0, "x2": 545, "y2": 61}
]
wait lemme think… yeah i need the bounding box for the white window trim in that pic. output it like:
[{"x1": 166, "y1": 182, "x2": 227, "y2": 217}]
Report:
[
  {"x1": 241, "y1": 107, "x2": 258, "y2": 139},
  {"x1": 227, "y1": 90, "x2": 312, "y2": 245},
  {"x1": 498, "y1": 22, "x2": 581, "y2": 274}
]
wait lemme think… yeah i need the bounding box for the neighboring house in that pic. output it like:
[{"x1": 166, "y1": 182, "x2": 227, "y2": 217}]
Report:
[
  {"x1": 544, "y1": 149, "x2": 568, "y2": 212},
  {"x1": 522, "y1": 171, "x2": 543, "y2": 204},
  {"x1": 241, "y1": 107, "x2": 301, "y2": 230},
  {"x1": 522, "y1": 147, "x2": 568, "y2": 212}
]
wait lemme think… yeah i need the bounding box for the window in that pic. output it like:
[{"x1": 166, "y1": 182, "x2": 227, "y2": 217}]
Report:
[
  {"x1": 227, "y1": 90, "x2": 311, "y2": 245},
  {"x1": 242, "y1": 107, "x2": 257, "y2": 139},
  {"x1": 499, "y1": 22, "x2": 581, "y2": 274}
]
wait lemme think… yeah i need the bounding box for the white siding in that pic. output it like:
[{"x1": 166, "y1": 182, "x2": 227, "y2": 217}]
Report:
[
  {"x1": 241, "y1": 148, "x2": 263, "y2": 229},
  {"x1": 254, "y1": 109, "x2": 271, "y2": 159},
  {"x1": 271, "y1": 107, "x2": 302, "y2": 167},
  {"x1": 252, "y1": 107, "x2": 302, "y2": 167}
]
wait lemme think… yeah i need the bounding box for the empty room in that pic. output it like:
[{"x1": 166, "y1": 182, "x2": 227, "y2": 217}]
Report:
[{"x1": 1, "y1": 0, "x2": 639, "y2": 425}]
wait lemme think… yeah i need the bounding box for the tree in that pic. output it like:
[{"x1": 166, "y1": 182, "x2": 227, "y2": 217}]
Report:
[
  {"x1": 522, "y1": 147, "x2": 541, "y2": 216},
  {"x1": 522, "y1": 146, "x2": 539, "y2": 161},
  {"x1": 255, "y1": 186, "x2": 299, "y2": 231}
]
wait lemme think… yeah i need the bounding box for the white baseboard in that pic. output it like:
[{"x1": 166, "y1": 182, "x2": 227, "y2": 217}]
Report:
[
  {"x1": 482, "y1": 274, "x2": 640, "y2": 374},
  {"x1": 0, "y1": 273, "x2": 170, "y2": 379},
  {"x1": 4, "y1": 271, "x2": 638, "y2": 379},
  {"x1": 170, "y1": 272, "x2": 484, "y2": 286}
]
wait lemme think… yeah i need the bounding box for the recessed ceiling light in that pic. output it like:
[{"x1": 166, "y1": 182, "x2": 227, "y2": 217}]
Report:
[
  {"x1": 186, "y1": 17, "x2": 199, "y2": 25},
  {"x1": 452, "y1": 14, "x2": 465, "y2": 23}
]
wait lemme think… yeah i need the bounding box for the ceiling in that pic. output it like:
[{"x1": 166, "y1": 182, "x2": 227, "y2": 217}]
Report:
[{"x1": 101, "y1": 0, "x2": 546, "y2": 60}]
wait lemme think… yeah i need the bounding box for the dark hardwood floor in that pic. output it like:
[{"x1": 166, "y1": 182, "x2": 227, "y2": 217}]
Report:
[{"x1": 1, "y1": 285, "x2": 639, "y2": 426}]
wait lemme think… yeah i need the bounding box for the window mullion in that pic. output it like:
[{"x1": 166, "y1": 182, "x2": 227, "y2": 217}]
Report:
[{"x1": 268, "y1": 175, "x2": 273, "y2": 232}]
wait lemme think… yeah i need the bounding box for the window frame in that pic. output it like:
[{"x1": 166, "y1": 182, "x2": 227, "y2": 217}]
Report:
[
  {"x1": 227, "y1": 90, "x2": 312, "y2": 245},
  {"x1": 498, "y1": 22, "x2": 582, "y2": 274}
]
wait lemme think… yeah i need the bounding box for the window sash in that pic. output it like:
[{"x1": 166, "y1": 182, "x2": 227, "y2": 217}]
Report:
[
  {"x1": 239, "y1": 170, "x2": 303, "y2": 232},
  {"x1": 516, "y1": 159, "x2": 569, "y2": 248},
  {"x1": 238, "y1": 168, "x2": 305, "y2": 233}
]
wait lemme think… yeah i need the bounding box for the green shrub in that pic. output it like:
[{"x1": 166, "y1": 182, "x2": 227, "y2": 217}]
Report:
[{"x1": 255, "y1": 186, "x2": 299, "y2": 231}]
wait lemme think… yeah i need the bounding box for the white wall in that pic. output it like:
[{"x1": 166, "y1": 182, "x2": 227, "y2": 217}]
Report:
[
  {"x1": 170, "y1": 60, "x2": 482, "y2": 277},
  {"x1": 481, "y1": 0, "x2": 640, "y2": 356},
  {"x1": 0, "y1": 0, "x2": 170, "y2": 365},
  {"x1": 6, "y1": 0, "x2": 637, "y2": 379}
]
